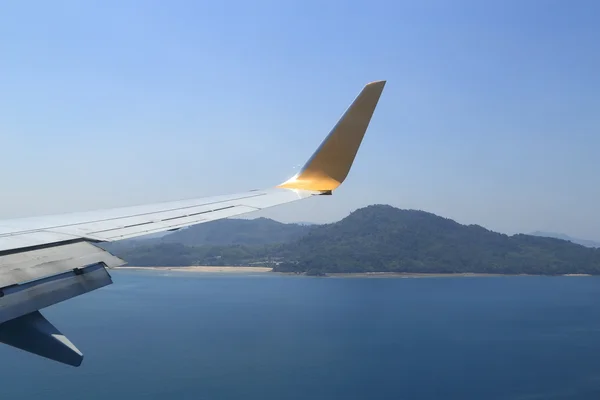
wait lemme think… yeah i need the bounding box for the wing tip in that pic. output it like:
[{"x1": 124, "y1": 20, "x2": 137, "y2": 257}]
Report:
[{"x1": 277, "y1": 79, "x2": 386, "y2": 192}]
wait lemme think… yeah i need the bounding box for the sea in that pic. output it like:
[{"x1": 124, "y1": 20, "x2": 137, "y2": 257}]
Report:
[{"x1": 1, "y1": 270, "x2": 600, "y2": 400}]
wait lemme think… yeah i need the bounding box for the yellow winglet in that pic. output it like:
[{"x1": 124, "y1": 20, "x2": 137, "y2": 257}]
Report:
[{"x1": 277, "y1": 80, "x2": 386, "y2": 192}]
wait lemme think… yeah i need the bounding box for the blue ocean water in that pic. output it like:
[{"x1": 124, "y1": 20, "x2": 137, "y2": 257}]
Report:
[{"x1": 1, "y1": 271, "x2": 600, "y2": 399}]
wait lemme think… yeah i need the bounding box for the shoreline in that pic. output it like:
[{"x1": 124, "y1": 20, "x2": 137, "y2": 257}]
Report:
[
  {"x1": 116, "y1": 266, "x2": 273, "y2": 273},
  {"x1": 326, "y1": 272, "x2": 510, "y2": 278},
  {"x1": 113, "y1": 267, "x2": 594, "y2": 277},
  {"x1": 324, "y1": 272, "x2": 590, "y2": 278}
]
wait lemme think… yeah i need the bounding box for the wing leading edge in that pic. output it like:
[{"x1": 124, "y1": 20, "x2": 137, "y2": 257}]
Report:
[{"x1": 0, "y1": 80, "x2": 386, "y2": 366}]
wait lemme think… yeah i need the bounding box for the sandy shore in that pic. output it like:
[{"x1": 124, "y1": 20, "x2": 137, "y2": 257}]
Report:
[{"x1": 116, "y1": 266, "x2": 273, "y2": 273}]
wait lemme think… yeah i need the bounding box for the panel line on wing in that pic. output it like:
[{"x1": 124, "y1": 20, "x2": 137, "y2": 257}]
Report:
[
  {"x1": 159, "y1": 205, "x2": 235, "y2": 222},
  {"x1": 96, "y1": 205, "x2": 263, "y2": 241},
  {"x1": 85, "y1": 205, "x2": 238, "y2": 235},
  {"x1": 0, "y1": 193, "x2": 268, "y2": 237}
]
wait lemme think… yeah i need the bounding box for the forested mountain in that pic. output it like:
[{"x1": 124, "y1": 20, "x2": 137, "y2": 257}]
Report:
[
  {"x1": 105, "y1": 205, "x2": 600, "y2": 275},
  {"x1": 274, "y1": 205, "x2": 600, "y2": 275}
]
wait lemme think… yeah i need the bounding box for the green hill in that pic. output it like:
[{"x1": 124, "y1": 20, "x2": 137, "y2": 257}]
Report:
[
  {"x1": 274, "y1": 205, "x2": 600, "y2": 275},
  {"x1": 106, "y1": 205, "x2": 600, "y2": 275}
]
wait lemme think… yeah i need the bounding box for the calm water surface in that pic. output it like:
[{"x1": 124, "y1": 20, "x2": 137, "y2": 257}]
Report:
[{"x1": 1, "y1": 270, "x2": 600, "y2": 400}]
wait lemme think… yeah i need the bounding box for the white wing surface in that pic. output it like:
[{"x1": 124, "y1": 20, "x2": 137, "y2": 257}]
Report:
[
  {"x1": 0, "y1": 188, "x2": 317, "y2": 252},
  {"x1": 0, "y1": 80, "x2": 386, "y2": 366}
]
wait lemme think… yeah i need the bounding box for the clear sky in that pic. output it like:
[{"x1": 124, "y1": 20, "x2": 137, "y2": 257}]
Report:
[{"x1": 1, "y1": 1, "x2": 599, "y2": 239}]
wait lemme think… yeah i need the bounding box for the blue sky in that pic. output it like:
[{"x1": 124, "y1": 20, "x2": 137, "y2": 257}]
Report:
[{"x1": 1, "y1": 0, "x2": 599, "y2": 239}]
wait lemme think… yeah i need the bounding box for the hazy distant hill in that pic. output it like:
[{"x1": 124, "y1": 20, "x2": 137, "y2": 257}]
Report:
[
  {"x1": 106, "y1": 205, "x2": 600, "y2": 275},
  {"x1": 101, "y1": 217, "x2": 312, "y2": 265},
  {"x1": 530, "y1": 231, "x2": 600, "y2": 248},
  {"x1": 103, "y1": 217, "x2": 311, "y2": 250},
  {"x1": 160, "y1": 217, "x2": 311, "y2": 246}
]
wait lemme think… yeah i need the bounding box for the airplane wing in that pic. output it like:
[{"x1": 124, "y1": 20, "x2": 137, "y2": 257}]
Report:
[{"x1": 0, "y1": 80, "x2": 386, "y2": 366}]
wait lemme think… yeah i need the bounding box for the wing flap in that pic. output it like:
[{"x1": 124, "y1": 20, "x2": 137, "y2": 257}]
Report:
[{"x1": 0, "y1": 242, "x2": 124, "y2": 288}]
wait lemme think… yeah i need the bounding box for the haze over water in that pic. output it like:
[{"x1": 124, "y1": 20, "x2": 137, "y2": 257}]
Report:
[{"x1": 1, "y1": 270, "x2": 600, "y2": 400}]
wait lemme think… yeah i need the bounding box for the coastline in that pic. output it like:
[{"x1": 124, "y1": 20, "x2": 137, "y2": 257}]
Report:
[
  {"x1": 115, "y1": 266, "x2": 273, "y2": 273},
  {"x1": 325, "y1": 272, "x2": 510, "y2": 278},
  {"x1": 113, "y1": 267, "x2": 593, "y2": 277}
]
